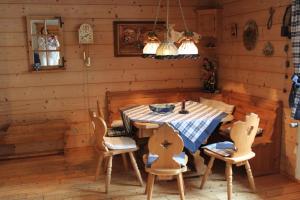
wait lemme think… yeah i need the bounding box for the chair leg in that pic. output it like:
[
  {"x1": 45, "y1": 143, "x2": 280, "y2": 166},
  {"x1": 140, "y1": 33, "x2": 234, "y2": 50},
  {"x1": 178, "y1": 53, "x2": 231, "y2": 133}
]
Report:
[
  {"x1": 121, "y1": 153, "x2": 129, "y2": 171},
  {"x1": 145, "y1": 173, "x2": 151, "y2": 195},
  {"x1": 226, "y1": 163, "x2": 233, "y2": 200},
  {"x1": 200, "y1": 157, "x2": 215, "y2": 189},
  {"x1": 177, "y1": 172, "x2": 185, "y2": 200},
  {"x1": 128, "y1": 152, "x2": 144, "y2": 186},
  {"x1": 245, "y1": 161, "x2": 256, "y2": 192},
  {"x1": 147, "y1": 174, "x2": 155, "y2": 200},
  {"x1": 95, "y1": 154, "x2": 104, "y2": 181},
  {"x1": 103, "y1": 157, "x2": 108, "y2": 173},
  {"x1": 105, "y1": 156, "x2": 113, "y2": 193}
]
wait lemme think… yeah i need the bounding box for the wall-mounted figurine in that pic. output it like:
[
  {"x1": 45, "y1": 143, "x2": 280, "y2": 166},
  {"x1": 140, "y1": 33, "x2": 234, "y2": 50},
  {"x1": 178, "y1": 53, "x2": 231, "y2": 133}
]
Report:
[
  {"x1": 230, "y1": 23, "x2": 238, "y2": 38},
  {"x1": 262, "y1": 41, "x2": 274, "y2": 56},
  {"x1": 202, "y1": 57, "x2": 218, "y2": 93}
]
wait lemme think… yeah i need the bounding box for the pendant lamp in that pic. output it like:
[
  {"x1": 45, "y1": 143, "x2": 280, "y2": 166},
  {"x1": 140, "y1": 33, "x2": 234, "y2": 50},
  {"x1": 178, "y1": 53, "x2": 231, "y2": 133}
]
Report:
[{"x1": 142, "y1": 0, "x2": 199, "y2": 59}]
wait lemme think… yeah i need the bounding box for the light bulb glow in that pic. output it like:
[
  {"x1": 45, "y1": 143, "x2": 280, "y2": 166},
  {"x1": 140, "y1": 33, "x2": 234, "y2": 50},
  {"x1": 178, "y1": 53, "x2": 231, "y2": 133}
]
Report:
[
  {"x1": 156, "y1": 41, "x2": 178, "y2": 56},
  {"x1": 178, "y1": 40, "x2": 198, "y2": 55},
  {"x1": 143, "y1": 41, "x2": 160, "y2": 54}
]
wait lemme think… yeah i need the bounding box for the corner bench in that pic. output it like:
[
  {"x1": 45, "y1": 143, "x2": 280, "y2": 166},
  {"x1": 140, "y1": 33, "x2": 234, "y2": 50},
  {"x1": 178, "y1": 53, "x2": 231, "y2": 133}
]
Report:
[{"x1": 106, "y1": 88, "x2": 282, "y2": 176}]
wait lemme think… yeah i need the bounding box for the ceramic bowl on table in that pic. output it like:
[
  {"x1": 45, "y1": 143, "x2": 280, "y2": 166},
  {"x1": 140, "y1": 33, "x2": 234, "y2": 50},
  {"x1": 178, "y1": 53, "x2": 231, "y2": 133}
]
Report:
[{"x1": 149, "y1": 104, "x2": 175, "y2": 114}]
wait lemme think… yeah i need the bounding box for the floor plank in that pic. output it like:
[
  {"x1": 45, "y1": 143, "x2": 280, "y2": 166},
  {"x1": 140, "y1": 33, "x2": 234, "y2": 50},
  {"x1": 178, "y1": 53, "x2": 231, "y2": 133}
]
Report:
[{"x1": 0, "y1": 147, "x2": 299, "y2": 200}]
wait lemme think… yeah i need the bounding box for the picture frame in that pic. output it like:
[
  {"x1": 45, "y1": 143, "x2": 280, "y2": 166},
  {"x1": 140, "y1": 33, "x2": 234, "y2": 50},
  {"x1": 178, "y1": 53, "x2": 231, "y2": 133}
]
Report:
[{"x1": 113, "y1": 21, "x2": 165, "y2": 57}]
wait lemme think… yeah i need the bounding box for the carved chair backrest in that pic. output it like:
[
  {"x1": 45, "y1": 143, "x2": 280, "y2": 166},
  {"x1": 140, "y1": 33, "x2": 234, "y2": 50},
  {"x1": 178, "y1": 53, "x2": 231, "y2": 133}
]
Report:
[
  {"x1": 96, "y1": 99, "x2": 104, "y2": 118},
  {"x1": 230, "y1": 113, "x2": 260, "y2": 158},
  {"x1": 88, "y1": 109, "x2": 108, "y2": 152},
  {"x1": 148, "y1": 123, "x2": 184, "y2": 169}
]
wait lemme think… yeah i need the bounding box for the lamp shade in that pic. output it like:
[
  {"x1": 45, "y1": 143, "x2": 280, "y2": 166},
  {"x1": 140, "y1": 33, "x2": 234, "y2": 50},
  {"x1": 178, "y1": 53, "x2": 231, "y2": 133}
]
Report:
[
  {"x1": 143, "y1": 41, "x2": 160, "y2": 54},
  {"x1": 178, "y1": 40, "x2": 198, "y2": 55},
  {"x1": 156, "y1": 41, "x2": 178, "y2": 56}
]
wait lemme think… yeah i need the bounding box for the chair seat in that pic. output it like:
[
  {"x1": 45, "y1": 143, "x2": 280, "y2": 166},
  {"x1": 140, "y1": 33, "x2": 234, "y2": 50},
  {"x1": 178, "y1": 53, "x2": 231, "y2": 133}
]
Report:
[
  {"x1": 204, "y1": 148, "x2": 255, "y2": 164},
  {"x1": 202, "y1": 141, "x2": 236, "y2": 157},
  {"x1": 146, "y1": 152, "x2": 187, "y2": 168},
  {"x1": 111, "y1": 120, "x2": 124, "y2": 128},
  {"x1": 104, "y1": 136, "x2": 137, "y2": 150}
]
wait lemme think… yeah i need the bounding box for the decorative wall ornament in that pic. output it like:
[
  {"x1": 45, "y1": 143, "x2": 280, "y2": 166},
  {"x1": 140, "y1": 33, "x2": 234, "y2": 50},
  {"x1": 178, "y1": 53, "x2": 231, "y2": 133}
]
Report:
[
  {"x1": 284, "y1": 44, "x2": 290, "y2": 68},
  {"x1": 113, "y1": 21, "x2": 165, "y2": 57},
  {"x1": 262, "y1": 41, "x2": 274, "y2": 56},
  {"x1": 267, "y1": 7, "x2": 275, "y2": 30},
  {"x1": 78, "y1": 23, "x2": 94, "y2": 44},
  {"x1": 78, "y1": 23, "x2": 94, "y2": 66},
  {"x1": 281, "y1": 5, "x2": 292, "y2": 39},
  {"x1": 202, "y1": 57, "x2": 218, "y2": 93},
  {"x1": 243, "y1": 20, "x2": 259, "y2": 51},
  {"x1": 230, "y1": 23, "x2": 238, "y2": 38}
]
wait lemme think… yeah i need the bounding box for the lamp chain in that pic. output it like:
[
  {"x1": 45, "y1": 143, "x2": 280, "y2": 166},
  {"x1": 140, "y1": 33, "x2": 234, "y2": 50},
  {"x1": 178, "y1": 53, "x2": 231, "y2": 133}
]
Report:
[
  {"x1": 166, "y1": 0, "x2": 169, "y2": 41},
  {"x1": 178, "y1": 0, "x2": 188, "y2": 32},
  {"x1": 153, "y1": 0, "x2": 162, "y2": 31}
]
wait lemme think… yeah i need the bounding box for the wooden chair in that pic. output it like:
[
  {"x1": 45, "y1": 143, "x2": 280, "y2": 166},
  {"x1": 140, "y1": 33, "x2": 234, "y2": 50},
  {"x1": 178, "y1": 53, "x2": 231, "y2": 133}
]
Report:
[
  {"x1": 88, "y1": 110, "x2": 143, "y2": 193},
  {"x1": 144, "y1": 123, "x2": 188, "y2": 200},
  {"x1": 200, "y1": 113, "x2": 260, "y2": 200},
  {"x1": 96, "y1": 99, "x2": 129, "y2": 169}
]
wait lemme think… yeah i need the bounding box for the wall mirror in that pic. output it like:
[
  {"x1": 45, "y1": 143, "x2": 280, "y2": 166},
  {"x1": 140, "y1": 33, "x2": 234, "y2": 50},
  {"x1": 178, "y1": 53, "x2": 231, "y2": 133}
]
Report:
[{"x1": 26, "y1": 16, "x2": 65, "y2": 71}]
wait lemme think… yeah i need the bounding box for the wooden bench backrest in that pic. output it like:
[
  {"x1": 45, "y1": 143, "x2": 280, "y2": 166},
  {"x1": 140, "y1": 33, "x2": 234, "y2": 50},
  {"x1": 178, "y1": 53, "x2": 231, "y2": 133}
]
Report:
[
  {"x1": 106, "y1": 88, "x2": 221, "y2": 125},
  {"x1": 221, "y1": 91, "x2": 282, "y2": 145}
]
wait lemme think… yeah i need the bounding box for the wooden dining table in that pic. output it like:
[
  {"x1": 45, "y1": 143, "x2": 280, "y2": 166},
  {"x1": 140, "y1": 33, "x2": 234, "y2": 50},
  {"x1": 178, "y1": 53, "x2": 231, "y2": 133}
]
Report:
[
  {"x1": 120, "y1": 101, "x2": 232, "y2": 177},
  {"x1": 121, "y1": 101, "x2": 229, "y2": 153}
]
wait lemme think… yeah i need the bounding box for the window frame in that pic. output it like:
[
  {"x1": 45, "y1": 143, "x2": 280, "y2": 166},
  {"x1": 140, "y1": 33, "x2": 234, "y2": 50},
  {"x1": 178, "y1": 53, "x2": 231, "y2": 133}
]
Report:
[{"x1": 26, "y1": 16, "x2": 65, "y2": 72}]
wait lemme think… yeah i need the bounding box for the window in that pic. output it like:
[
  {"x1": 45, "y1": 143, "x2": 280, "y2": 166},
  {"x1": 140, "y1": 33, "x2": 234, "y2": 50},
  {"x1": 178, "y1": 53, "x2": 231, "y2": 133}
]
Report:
[{"x1": 26, "y1": 16, "x2": 65, "y2": 71}]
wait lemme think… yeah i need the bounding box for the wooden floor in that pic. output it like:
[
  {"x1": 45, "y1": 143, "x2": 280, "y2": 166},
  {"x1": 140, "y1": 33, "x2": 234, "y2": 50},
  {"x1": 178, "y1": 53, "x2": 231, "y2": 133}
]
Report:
[{"x1": 0, "y1": 148, "x2": 300, "y2": 200}]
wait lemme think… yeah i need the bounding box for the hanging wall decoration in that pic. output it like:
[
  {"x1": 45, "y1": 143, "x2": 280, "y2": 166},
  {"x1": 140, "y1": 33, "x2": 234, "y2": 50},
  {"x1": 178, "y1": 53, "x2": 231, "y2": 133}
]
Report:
[
  {"x1": 113, "y1": 21, "x2": 165, "y2": 57},
  {"x1": 230, "y1": 23, "x2": 238, "y2": 38},
  {"x1": 267, "y1": 7, "x2": 275, "y2": 30},
  {"x1": 202, "y1": 57, "x2": 218, "y2": 93},
  {"x1": 281, "y1": 5, "x2": 292, "y2": 39},
  {"x1": 243, "y1": 20, "x2": 259, "y2": 51},
  {"x1": 262, "y1": 41, "x2": 274, "y2": 56},
  {"x1": 78, "y1": 23, "x2": 94, "y2": 66}
]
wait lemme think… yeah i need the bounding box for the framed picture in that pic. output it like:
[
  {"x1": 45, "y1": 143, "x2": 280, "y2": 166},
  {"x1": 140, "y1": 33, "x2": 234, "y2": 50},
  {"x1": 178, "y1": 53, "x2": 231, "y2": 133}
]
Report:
[{"x1": 113, "y1": 21, "x2": 165, "y2": 57}]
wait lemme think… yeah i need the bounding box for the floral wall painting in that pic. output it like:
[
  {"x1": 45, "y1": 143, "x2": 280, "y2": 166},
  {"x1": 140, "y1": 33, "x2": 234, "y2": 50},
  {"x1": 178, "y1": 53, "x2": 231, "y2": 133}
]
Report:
[{"x1": 113, "y1": 21, "x2": 165, "y2": 57}]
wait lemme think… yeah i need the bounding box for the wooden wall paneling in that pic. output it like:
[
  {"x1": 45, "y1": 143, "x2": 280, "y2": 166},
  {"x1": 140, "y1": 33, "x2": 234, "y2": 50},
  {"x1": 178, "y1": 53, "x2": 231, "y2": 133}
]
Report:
[
  {"x1": 219, "y1": 55, "x2": 293, "y2": 74},
  {"x1": 0, "y1": 72, "x2": 85, "y2": 88},
  {"x1": 218, "y1": 41, "x2": 289, "y2": 57},
  {"x1": 0, "y1": 85, "x2": 86, "y2": 102},
  {"x1": 0, "y1": 97, "x2": 88, "y2": 116},
  {"x1": 0, "y1": 110, "x2": 89, "y2": 124},
  {"x1": 0, "y1": 120, "x2": 69, "y2": 159},
  {"x1": 0, "y1": 5, "x2": 197, "y2": 19},
  {"x1": 222, "y1": 0, "x2": 291, "y2": 17},
  {"x1": 218, "y1": 0, "x2": 294, "y2": 177},
  {"x1": 0, "y1": 0, "x2": 212, "y2": 156},
  {"x1": 0, "y1": 60, "x2": 29, "y2": 75},
  {"x1": 0, "y1": 0, "x2": 203, "y2": 6}
]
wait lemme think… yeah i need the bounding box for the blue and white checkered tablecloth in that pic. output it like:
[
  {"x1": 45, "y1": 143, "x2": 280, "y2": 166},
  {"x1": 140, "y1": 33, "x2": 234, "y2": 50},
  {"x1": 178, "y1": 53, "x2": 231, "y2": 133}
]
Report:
[{"x1": 121, "y1": 101, "x2": 227, "y2": 153}]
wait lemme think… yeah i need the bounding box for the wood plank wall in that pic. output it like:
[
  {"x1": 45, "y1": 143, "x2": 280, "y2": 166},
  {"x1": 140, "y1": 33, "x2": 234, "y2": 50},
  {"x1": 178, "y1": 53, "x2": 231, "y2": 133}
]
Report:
[
  {"x1": 217, "y1": 0, "x2": 297, "y2": 177},
  {"x1": 0, "y1": 1, "x2": 218, "y2": 152}
]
